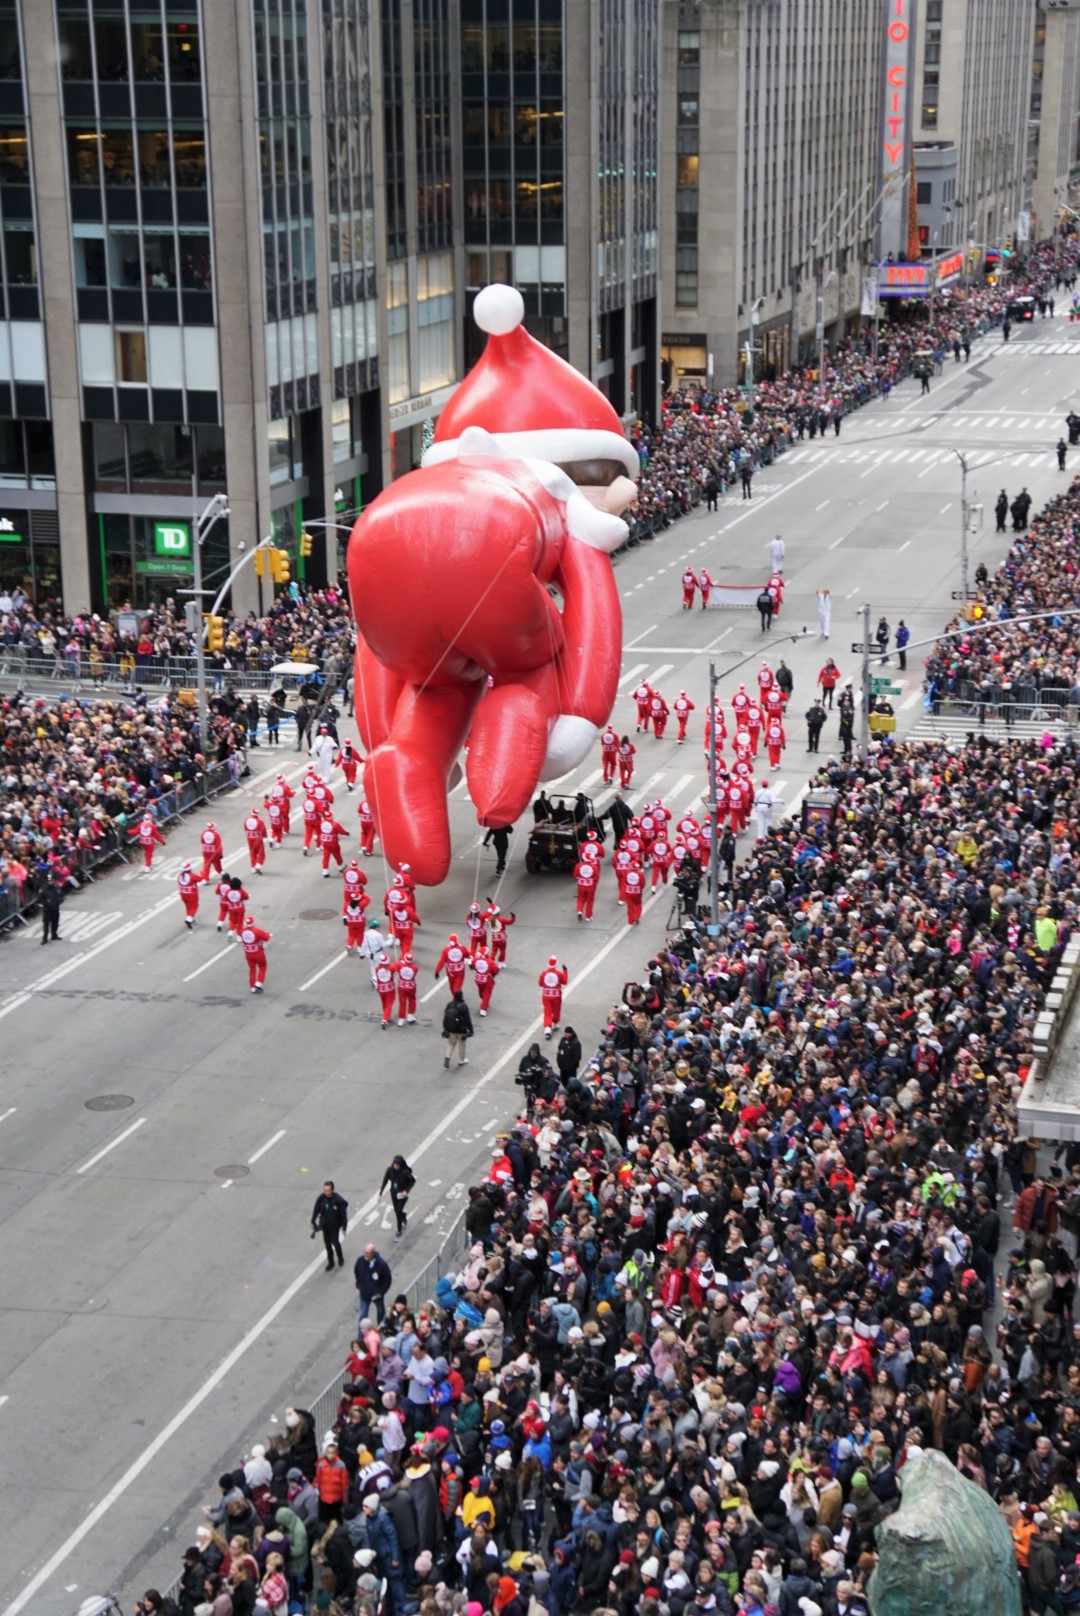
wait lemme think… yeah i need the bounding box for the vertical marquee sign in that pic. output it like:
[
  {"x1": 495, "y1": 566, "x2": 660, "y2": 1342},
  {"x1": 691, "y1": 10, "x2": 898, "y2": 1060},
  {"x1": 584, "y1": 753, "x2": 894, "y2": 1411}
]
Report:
[{"x1": 879, "y1": 0, "x2": 916, "y2": 261}]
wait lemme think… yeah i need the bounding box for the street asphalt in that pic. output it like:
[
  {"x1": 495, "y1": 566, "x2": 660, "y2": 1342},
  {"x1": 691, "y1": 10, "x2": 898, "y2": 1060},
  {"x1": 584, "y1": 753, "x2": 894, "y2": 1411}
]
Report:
[{"x1": 2, "y1": 309, "x2": 1078, "y2": 1612}]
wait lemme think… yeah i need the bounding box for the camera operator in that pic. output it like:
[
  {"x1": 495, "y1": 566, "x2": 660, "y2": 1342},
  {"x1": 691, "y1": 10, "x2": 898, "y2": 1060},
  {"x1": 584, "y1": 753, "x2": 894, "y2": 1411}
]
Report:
[
  {"x1": 674, "y1": 853, "x2": 702, "y2": 917},
  {"x1": 516, "y1": 1043, "x2": 557, "y2": 1119}
]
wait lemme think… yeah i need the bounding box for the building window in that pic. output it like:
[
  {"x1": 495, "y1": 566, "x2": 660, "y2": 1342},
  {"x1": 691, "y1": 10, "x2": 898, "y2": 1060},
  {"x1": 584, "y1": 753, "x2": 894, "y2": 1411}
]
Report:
[
  {"x1": 115, "y1": 329, "x2": 147, "y2": 384},
  {"x1": 917, "y1": 181, "x2": 932, "y2": 204},
  {"x1": 922, "y1": 103, "x2": 938, "y2": 129},
  {"x1": 677, "y1": 31, "x2": 700, "y2": 65},
  {"x1": 0, "y1": 124, "x2": 28, "y2": 181},
  {"x1": 675, "y1": 269, "x2": 698, "y2": 307},
  {"x1": 268, "y1": 417, "x2": 293, "y2": 485},
  {"x1": 678, "y1": 98, "x2": 699, "y2": 125},
  {"x1": 677, "y1": 154, "x2": 699, "y2": 187}
]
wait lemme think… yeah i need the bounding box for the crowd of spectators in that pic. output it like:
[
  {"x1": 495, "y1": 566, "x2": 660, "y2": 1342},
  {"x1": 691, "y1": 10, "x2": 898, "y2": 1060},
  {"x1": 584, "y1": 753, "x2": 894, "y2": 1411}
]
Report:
[
  {"x1": 626, "y1": 241, "x2": 1072, "y2": 542},
  {"x1": 925, "y1": 479, "x2": 1080, "y2": 719},
  {"x1": 158, "y1": 492, "x2": 1080, "y2": 1613},
  {"x1": 0, "y1": 582, "x2": 354, "y2": 688},
  {"x1": 0, "y1": 688, "x2": 216, "y2": 912}
]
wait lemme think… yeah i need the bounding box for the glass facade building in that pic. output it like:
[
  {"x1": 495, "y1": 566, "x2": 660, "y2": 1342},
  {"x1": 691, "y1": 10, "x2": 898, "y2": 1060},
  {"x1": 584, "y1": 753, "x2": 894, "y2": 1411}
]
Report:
[{"x1": 4, "y1": 0, "x2": 659, "y2": 612}]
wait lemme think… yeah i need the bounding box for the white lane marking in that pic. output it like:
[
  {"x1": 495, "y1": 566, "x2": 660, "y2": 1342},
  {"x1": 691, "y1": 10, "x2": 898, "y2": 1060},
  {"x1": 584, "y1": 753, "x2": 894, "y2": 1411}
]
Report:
[
  {"x1": 900, "y1": 690, "x2": 922, "y2": 710},
  {"x1": 0, "y1": 1107, "x2": 17, "y2": 1124},
  {"x1": 645, "y1": 663, "x2": 674, "y2": 686},
  {"x1": 875, "y1": 501, "x2": 889, "y2": 512},
  {"x1": 182, "y1": 942, "x2": 235, "y2": 983},
  {"x1": 898, "y1": 540, "x2": 910, "y2": 553},
  {"x1": 816, "y1": 500, "x2": 830, "y2": 511},
  {"x1": 618, "y1": 662, "x2": 647, "y2": 687},
  {"x1": 75, "y1": 1117, "x2": 147, "y2": 1176},
  {"x1": 219, "y1": 1180, "x2": 233, "y2": 1191},
  {"x1": 299, "y1": 951, "x2": 349, "y2": 992},
  {"x1": 829, "y1": 533, "x2": 846, "y2": 549},
  {"x1": 705, "y1": 626, "x2": 733, "y2": 650},
  {"x1": 845, "y1": 584, "x2": 861, "y2": 599},
  {"x1": 421, "y1": 975, "x2": 450, "y2": 1005},
  {"x1": 940, "y1": 502, "x2": 953, "y2": 514},
  {"x1": 247, "y1": 1129, "x2": 287, "y2": 1165}
]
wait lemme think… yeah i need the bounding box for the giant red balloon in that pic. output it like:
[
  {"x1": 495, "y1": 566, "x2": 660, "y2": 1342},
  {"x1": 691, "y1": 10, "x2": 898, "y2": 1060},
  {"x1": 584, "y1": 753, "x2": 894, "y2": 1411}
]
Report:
[{"x1": 346, "y1": 285, "x2": 638, "y2": 886}]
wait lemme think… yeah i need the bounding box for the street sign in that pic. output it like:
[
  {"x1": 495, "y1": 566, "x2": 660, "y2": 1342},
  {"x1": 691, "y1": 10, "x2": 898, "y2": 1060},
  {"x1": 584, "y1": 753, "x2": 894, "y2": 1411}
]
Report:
[
  {"x1": 851, "y1": 642, "x2": 867, "y2": 654},
  {"x1": 950, "y1": 589, "x2": 977, "y2": 600},
  {"x1": 871, "y1": 678, "x2": 894, "y2": 691},
  {"x1": 874, "y1": 684, "x2": 903, "y2": 697},
  {"x1": 154, "y1": 520, "x2": 192, "y2": 558}
]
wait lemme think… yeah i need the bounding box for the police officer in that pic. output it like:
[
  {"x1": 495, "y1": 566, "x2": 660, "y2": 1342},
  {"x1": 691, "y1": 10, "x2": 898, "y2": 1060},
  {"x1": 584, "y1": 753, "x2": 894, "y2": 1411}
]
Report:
[
  {"x1": 995, "y1": 490, "x2": 1009, "y2": 533},
  {"x1": 311, "y1": 1179, "x2": 349, "y2": 1271},
  {"x1": 1059, "y1": 438, "x2": 1068, "y2": 472},
  {"x1": 39, "y1": 871, "x2": 62, "y2": 944},
  {"x1": 896, "y1": 620, "x2": 910, "y2": 671},
  {"x1": 806, "y1": 698, "x2": 826, "y2": 753}
]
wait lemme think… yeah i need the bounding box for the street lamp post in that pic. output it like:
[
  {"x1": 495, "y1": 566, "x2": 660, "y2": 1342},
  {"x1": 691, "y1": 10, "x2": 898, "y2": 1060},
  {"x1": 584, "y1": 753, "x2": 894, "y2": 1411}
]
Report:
[
  {"x1": 817, "y1": 268, "x2": 838, "y2": 381},
  {"x1": 745, "y1": 296, "x2": 765, "y2": 398},
  {"x1": 180, "y1": 492, "x2": 230, "y2": 751}
]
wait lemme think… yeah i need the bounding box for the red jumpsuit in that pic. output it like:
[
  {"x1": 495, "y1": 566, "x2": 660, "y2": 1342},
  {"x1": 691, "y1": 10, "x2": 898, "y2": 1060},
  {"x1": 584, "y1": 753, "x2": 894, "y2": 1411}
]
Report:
[
  {"x1": 319, "y1": 816, "x2": 347, "y2": 872},
  {"x1": 746, "y1": 703, "x2": 763, "y2": 755},
  {"x1": 731, "y1": 687, "x2": 750, "y2": 728},
  {"x1": 302, "y1": 795, "x2": 321, "y2": 853},
  {"x1": 335, "y1": 741, "x2": 361, "y2": 790},
  {"x1": 342, "y1": 862, "x2": 367, "y2": 911},
  {"x1": 681, "y1": 568, "x2": 697, "y2": 609},
  {"x1": 312, "y1": 782, "x2": 335, "y2": 816},
  {"x1": 650, "y1": 836, "x2": 673, "y2": 888},
  {"x1": 471, "y1": 950, "x2": 499, "y2": 1014},
  {"x1": 728, "y1": 779, "x2": 747, "y2": 833},
  {"x1": 462, "y1": 907, "x2": 485, "y2": 956},
  {"x1": 301, "y1": 767, "x2": 321, "y2": 796},
  {"x1": 763, "y1": 685, "x2": 786, "y2": 722},
  {"x1": 487, "y1": 909, "x2": 515, "y2": 963},
  {"x1": 766, "y1": 718, "x2": 786, "y2": 768},
  {"x1": 622, "y1": 830, "x2": 645, "y2": 867},
  {"x1": 244, "y1": 811, "x2": 268, "y2": 872},
  {"x1": 618, "y1": 741, "x2": 635, "y2": 789},
  {"x1": 391, "y1": 956, "x2": 421, "y2": 1022},
  {"x1": 358, "y1": 798, "x2": 377, "y2": 855},
  {"x1": 269, "y1": 778, "x2": 294, "y2": 832},
  {"x1": 699, "y1": 568, "x2": 713, "y2": 608},
  {"x1": 265, "y1": 798, "x2": 286, "y2": 846},
  {"x1": 677, "y1": 813, "x2": 700, "y2": 840},
  {"x1": 767, "y1": 573, "x2": 783, "y2": 617},
  {"x1": 538, "y1": 962, "x2": 568, "y2": 1036},
  {"x1": 673, "y1": 694, "x2": 695, "y2": 742},
  {"x1": 215, "y1": 876, "x2": 232, "y2": 929},
  {"x1": 579, "y1": 833, "x2": 604, "y2": 870},
  {"x1": 199, "y1": 825, "x2": 223, "y2": 878},
  {"x1": 648, "y1": 694, "x2": 669, "y2": 738},
  {"x1": 733, "y1": 729, "x2": 753, "y2": 770},
  {"x1": 241, "y1": 922, "x2": 271, "y2": 991},
  {"x1": 757, "y1": 666, "x2": 774, "y2": 703},
  {"x1": 373, "y1": 957, "x2": 397, "y2": 1025},
  {"x1": 623, "y1": 862, "x2": 645, "y2": 924},
  {"x1": 343, "y1": 896, "x2": 369, "y2": 950},
  {"x1": 613, "y1": 846, "x2": 632, "y2": 901},
  {"x1": 632, "y1": 682, "x2": 653, "y2": 731},
  {"x1": 704, "y1": 704, "x2": 726, "y2": 756},
  {"x1": 600, "y1": 727, "x2": 618, "y2": 784},
  {"x1": 138, "y1": 818, "x2": 165, "y2": 869},
  {"x1": 574, "y1": 857, "x2": 599, "y2": 920},
  {"x1": 638, "y1": 810, "x2": 658, "y2": 853},
  {"x1": 177, "y1": 867, "x2": 204, "y2": 925},
  {"x1": 435, "y1": 939, "x2": 468, "y2": 994},
  {"x1": 386, "y1": 889, "x2": 418, "y2": 953},
  {"x1": 225, "y1": 883, "x2": 250, "y2": 936}
]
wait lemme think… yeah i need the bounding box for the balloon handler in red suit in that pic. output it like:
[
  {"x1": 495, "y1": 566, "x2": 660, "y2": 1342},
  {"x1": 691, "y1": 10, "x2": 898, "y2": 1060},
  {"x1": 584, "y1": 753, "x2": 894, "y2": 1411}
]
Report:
[{"x1": 346, "y1": 284, "x2": 639, "y2": 887}]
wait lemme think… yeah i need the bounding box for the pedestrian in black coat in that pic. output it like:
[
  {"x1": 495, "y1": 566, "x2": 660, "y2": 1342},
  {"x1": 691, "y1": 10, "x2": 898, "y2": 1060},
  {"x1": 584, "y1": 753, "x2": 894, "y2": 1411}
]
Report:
[
  {"x1": 311, "y1": 1180, "x2": 349, "y2": 1270},
  {"x1": 557, "y1": 1028, "x2": 582, "y2": 1081},
  {"x1": 39, "y1": 872, "x2": 62, "y2": 943}
]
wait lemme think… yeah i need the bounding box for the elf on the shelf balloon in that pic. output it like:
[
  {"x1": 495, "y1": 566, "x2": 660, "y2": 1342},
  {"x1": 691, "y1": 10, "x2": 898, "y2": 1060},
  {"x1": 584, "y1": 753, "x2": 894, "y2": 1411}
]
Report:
[{"x1": 346, "y1": 284, "x2": 638, "y2": 887}]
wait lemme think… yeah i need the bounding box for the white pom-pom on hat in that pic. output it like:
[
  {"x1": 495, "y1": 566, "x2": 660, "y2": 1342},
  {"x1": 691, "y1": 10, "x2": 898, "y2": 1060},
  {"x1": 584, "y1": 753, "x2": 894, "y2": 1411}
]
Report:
[{"x1": 474, "y1": 283, "x2": 524, "y2": 336}]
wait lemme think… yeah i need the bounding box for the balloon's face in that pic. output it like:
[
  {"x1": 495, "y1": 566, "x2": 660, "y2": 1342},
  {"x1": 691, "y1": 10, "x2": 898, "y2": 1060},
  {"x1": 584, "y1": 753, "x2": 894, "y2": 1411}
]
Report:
[{"x1": 556, "y1": 459, "x2": 638, "y2": 518}]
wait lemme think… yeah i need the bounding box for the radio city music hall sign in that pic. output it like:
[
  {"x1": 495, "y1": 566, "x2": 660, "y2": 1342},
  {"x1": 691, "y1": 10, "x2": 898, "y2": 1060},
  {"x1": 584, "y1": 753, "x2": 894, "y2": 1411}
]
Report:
[{"x1": 880, "y1": 0, "x2": 914, "y2": 258}]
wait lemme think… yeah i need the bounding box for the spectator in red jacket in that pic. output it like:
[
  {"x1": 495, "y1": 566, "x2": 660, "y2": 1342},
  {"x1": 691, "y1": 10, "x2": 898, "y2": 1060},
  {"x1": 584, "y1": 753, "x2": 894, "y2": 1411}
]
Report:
[
  {"x1": 1013, "y1": 1176, "x2": 1059, "y2": 1237},
  {"x1": 313, "y1": 1441, "x2": 350, "y2": 1521}
]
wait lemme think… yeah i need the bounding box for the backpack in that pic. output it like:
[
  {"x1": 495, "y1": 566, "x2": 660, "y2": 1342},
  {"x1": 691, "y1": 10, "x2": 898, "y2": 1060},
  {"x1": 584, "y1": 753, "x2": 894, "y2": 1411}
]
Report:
[{"x1": 399, "y1": 1162, "x2": 416, "y2": 1192}]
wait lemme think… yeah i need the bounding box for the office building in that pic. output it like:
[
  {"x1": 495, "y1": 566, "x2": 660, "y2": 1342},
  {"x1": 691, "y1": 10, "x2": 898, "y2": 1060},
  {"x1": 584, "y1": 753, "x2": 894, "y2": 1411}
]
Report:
[
  {"x1": 460, "y1": 0, "x2": 660, "y2": 421},
  {"x1": 911, "y1": 0, "x2": 1032, "y2": 262},
  {"x1": 1027, "y1": 1, "x2": 1080, "y2": 247},
  {"x1": 659, "y1": 0, "x2": 883, "y2": 391},
  {"x1": 0, "y1": 0, "x2": 661, "y2": 616}
]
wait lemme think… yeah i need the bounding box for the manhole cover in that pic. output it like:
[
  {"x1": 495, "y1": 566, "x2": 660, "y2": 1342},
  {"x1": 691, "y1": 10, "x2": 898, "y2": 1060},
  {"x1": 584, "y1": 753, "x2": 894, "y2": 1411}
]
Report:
[
  {"x1": 298, "y1": 908, "x2": 338, "y2": 921},
  {"x1": 85, "y1": 1094, "x2": 134, "y2": 1111},
  {"x1": 214, "y1": 1164, "x2": 251, "y2": 1179}
]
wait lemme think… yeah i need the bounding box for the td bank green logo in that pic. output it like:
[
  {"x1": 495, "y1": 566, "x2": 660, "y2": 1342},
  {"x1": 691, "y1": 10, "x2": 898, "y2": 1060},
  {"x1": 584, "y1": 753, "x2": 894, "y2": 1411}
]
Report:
[{"x1": 153, "y1": 521, "x2": 191, "y2": 557}]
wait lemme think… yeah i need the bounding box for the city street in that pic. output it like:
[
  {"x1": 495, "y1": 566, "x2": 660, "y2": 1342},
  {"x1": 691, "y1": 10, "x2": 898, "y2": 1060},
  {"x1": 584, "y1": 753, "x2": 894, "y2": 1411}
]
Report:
[{"x1": 1, "y1": 311, "x2": 1077, "y2": 1612}]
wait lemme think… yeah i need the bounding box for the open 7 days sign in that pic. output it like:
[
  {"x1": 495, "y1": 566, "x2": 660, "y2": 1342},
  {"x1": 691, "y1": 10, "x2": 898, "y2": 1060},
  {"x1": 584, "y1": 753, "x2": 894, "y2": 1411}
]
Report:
[
  {"x1": 0, "y1": 516, "x2": 22, "y2": 543},
  {"x1": 153, "y1": 521, "x2": 192, "y2": 559}
]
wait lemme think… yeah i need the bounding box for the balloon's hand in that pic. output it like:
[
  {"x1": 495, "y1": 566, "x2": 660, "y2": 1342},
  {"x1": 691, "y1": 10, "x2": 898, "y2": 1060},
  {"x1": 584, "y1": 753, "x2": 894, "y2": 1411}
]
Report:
[{"x1": 540, "y1": 716, "x2": 599, "y2": 782}]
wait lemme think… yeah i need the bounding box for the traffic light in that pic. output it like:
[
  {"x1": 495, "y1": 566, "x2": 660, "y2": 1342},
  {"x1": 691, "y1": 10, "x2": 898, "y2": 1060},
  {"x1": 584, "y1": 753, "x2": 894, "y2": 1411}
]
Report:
[
  {"x1": 205, "y1": 614, "x2": 224, "y2": 652},
  {"x1": 254, "y1": 548, "x2": 265, "y2": 578},
  {"x1": 300, "y1": 530, "x2": 313, "y2": 558},
  {"x1": 268, "y1": 547, "x2": 291, "y2": 584}
]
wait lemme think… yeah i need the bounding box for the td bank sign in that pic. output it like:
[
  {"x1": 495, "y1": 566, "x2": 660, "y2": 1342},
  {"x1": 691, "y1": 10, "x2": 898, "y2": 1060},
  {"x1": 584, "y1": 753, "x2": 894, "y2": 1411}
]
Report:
[{"x1": 153, "y1": 521, "x2": 192, "y2": 559}]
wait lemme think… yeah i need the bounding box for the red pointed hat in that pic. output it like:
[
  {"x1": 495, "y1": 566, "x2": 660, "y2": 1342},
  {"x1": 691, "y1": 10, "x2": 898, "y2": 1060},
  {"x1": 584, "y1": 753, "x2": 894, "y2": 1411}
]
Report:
[{"x1": 424, "y1": 284, "x2": 638, "y2": 478}]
